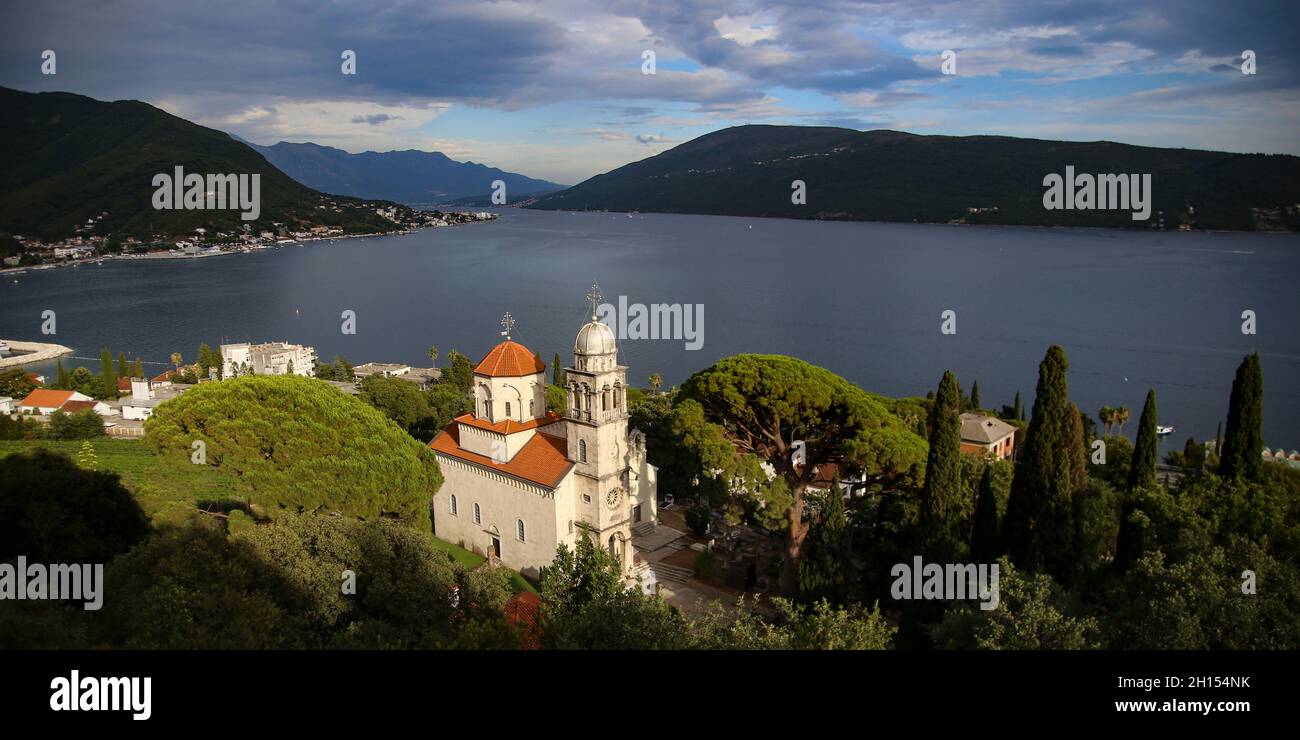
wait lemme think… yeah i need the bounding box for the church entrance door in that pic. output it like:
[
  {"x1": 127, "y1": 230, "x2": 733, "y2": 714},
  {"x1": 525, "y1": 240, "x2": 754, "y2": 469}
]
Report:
[{"x1": 491, "y1": 536, "x2": 501, "y2": 560}]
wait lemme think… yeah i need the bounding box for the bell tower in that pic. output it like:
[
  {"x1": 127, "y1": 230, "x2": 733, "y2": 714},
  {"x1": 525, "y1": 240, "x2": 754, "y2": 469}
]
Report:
[{"x1": 565, "y1": 283, "x2": 633, "y2": 570}]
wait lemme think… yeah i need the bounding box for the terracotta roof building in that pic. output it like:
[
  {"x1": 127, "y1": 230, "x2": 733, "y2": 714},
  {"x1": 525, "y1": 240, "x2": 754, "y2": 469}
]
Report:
[
  {"x1": 17, "y1": 389, "x2": 93, "y2": 415},
  {"x1": 428, "y1": 301, "x2": 658, "y2": 581}
]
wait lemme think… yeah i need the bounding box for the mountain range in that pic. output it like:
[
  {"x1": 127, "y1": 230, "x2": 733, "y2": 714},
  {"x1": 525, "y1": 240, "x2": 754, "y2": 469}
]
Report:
[
  {"x1": 0, "y1": 87, "x2": 416, "y2": 241},
  {"x1": 527, "y1": 125, "x2": 1300, "y2": 231},
  {"x1": 246, "y1": 141, "x2": 564, "y2": 206}
]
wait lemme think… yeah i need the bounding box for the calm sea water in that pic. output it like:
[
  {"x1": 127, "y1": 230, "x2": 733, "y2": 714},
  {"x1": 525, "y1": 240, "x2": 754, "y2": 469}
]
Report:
[{"x1": 2, "y1": 209, "x2": 1297, "y2": 449}]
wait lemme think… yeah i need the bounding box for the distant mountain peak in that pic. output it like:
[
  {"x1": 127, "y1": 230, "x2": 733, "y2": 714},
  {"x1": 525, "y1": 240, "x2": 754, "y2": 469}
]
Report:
[
  {"x1": 528, "y1": 123, "x2": 1300, "y2": 231},
  {"x1": 247, "y1": 140, "x2": 562, "y2": 205}
]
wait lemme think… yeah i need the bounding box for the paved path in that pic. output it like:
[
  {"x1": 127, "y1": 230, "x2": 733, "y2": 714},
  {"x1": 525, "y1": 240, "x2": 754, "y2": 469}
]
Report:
[{"x1": 0, "y1": 340, "x2": 73, "y2": 369}]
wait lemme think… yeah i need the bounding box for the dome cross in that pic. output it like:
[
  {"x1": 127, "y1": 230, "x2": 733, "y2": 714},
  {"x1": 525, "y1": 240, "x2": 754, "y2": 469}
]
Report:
[{"x1": 587, "y1": 282, "x2": 603, "y2": 321}]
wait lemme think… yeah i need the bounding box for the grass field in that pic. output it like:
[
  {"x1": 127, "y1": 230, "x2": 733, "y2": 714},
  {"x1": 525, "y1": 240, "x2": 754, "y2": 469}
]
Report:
[
  {"x1": 0, "y1": 438, "x2": 539, "y2": 593},
  {"x1": 0, "y1": 438, "x2": 244, "y2": 525}
]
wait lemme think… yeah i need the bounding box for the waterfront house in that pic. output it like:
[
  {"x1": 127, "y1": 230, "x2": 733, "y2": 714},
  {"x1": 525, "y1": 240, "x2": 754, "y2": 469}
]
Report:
[
  {"x1": 150, "y1": 371, "x2": 175, "y2": 389},
  {"x1": 220, "y1": 341, "x2": 316, "y2": 378},
  {"x1": 60, "y1": 399, "x2": 112, "y2": 416},
  {"x1": 17, "y1": 389, "x2": 93, "y2": 415},
  {"x1": 0, "y1": 396, "x2": 12, "y2": 415},
  {"x1": 959, "y1": 413, "x2": 1018, "y2": 461}
]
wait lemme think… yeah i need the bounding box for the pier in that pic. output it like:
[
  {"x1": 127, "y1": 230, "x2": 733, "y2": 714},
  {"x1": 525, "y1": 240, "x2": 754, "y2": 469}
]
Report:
[{"x1": 0, "y1": 339, "x2": 74, "y2": 369}]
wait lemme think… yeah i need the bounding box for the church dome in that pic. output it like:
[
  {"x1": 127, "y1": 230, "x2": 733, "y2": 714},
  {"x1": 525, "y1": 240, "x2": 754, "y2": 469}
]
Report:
[
  {"x1": 574, "y1": 320, "x2": 617, "y2": 355},
  {"x1": 475, "y1": 339, "x2": 545, "y2": 377}
]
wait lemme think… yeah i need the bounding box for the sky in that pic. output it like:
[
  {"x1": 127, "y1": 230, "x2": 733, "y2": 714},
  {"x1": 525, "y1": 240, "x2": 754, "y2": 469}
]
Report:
[{"x1": 3, "y1": 0, "x2": 1298, "y2": 185}]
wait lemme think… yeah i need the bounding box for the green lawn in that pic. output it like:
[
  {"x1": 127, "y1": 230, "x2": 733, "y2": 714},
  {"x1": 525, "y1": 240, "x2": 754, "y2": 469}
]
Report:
[
  {"x1": 0, "y1": 438, "x2": 244, "y2": 525},
  {"x1": 0, "y1": 438, "x2": 540, "y2": 593},
  {"x1": 427, "y1": 536, "x2": 539, "y2": 594},
  {"x1": 428, "y1": 535, "x2": 486, "y2": 569}
]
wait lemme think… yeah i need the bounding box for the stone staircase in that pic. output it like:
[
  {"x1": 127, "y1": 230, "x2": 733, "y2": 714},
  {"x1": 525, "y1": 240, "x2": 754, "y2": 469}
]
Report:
[
  {"x1": 632, "y1": 520, "x2": 657, "y2": 538},
  {"x1": 646, "y1": 559, "x2": 693, "y2": 584}
]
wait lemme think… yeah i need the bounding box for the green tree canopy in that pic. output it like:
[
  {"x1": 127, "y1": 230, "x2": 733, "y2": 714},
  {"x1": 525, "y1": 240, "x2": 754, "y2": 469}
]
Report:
[
  {"x1": 145, "y1": 375, "x2": 442, "y2": 528},
  {"x1": 439, "y1": 349, "x2": 474, "y2": 393},
  {"x1": 0, "y1": 368, "x2": 39, "y2": 399},
  {"x1": 678, "y1": 354, "x2": 926, "y2": 592},
  {"x1": 360, "y1": 374, "x2": 429, "y2": 430}
]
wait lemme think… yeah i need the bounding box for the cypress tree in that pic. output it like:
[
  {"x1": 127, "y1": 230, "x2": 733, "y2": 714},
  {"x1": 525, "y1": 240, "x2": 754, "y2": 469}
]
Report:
[
  {"x1": 1128, "y1": 389, "x2": 1159, "y2": 490},
  {"x1": 1013, "y1": 391, "x2": 1022, "y2": 421},
  {"x1": 1114, "y1": 496, "x2": 1146, "y2": 573},
  {"x1": 970, "y1": 466, "x2": 999, "y2": 564},
  {"x1": 131, "y1": 359, "x2": 144, "y2": 378},
  {"x1": 98, "y1": 348, "x2": 117, "y2": 399},
  {"x1": 919, "y1": 370, "x2": 964, "y2": 559},
  {"x1": 970, "y1": 380, "x2": 981, "y2": 410},
  {"x1": 1065, "y1": 403, "x2": 1087, "y2": 491},
  {"x1": 1215, "y1": 421, "x2": 1223, "y2": 455},
  {"x1": 552, "y1": 353, "x2": 565, "y2": 387},
  {"x1": 1002, "y1": 345, "x2": 1071, "y2": 569},
  {"x1": 796, "y1": 470, "x2": 849, "y2": 604},
  {"x1": 56, "y1": 359, "x2": 70, "y2": 389},
  {"x1": 117, "y1": 352, "x2": 129, "y2": 378},
  {"x1": 1219, "y1": 353, "x2": 1263, "y2": 481}
]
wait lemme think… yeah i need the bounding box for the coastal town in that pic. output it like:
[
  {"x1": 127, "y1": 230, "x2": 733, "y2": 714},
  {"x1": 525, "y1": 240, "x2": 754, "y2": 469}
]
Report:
[{"x1": 0, "y1": 206, "x2": 496, "y2": 270}]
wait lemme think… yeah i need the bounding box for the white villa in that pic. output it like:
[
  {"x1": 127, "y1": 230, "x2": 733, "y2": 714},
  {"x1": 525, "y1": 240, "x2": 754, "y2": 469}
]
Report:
[
  {"x1": 220, "y1": 341, "x2": 316, "y2": 378},
  {"x1": 429, "y1": 301, "x2": 658, "y2": 580}
]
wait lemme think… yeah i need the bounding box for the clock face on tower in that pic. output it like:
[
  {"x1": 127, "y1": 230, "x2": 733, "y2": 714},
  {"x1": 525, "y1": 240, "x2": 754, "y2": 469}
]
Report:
[{"x1": 606, "y1": 487, "x2": 623, "y2": 507}]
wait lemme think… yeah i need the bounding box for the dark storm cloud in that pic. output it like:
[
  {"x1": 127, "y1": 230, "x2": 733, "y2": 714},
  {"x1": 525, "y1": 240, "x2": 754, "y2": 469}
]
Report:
[{"x1": 0, "y1": 0, "x2": 1296, "y2": 134}]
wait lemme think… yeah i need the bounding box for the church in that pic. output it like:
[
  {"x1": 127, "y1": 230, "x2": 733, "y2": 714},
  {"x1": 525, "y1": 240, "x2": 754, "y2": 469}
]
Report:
[{"x1": 428, "y1": 291, "x2": 658, "y2": 580}]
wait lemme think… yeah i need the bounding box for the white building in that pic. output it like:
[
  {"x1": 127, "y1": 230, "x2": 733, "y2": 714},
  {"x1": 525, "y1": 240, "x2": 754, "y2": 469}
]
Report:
[
  {"x1": 429, "y1": 308, "x2": 658, "y2": 580},
  {"x1": 17, "y1": 389, "x2": 94, "y2": 415},
  {"x1": 221, "y1": 341, "x2": 316, "y2": 378}
]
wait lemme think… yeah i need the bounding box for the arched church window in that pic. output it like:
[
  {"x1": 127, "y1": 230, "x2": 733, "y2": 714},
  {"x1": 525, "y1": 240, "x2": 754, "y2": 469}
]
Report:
[
  {"x1": 614, "y1": 385, "x2": 622, "y2": 408},
  {"x1": 473, "y1": 502, "x2": 481, "y2": 525},
  {"x1": 450, "y1": 495, "x2": 458, "y2": 516},
  {"x1": 516, "y1": 519, "x2": 526, "y2": 543},
  {"x1": 505, "y1": 401, "x2": 512, "y2": 418},
  {"x1": 579, "y1": 439, "x2": 587, "y2": 463},
  {"x1": 530, "y1": 399, "x2": 535, "y2": 417}
]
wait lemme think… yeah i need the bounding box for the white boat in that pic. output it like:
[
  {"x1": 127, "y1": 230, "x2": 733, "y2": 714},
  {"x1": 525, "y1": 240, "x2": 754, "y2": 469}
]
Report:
[{"x1": 1156, "y1": 425, "x2": 1175, "y2": 436}]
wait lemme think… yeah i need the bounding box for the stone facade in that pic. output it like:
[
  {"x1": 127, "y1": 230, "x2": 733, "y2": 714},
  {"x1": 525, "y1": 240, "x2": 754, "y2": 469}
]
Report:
[{"x1": 429, "y1": 310, "x2": 657, "y2": 580}]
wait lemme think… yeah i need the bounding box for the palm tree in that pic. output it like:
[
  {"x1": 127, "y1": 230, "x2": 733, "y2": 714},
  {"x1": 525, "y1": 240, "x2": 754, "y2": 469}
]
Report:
[
  {"x1": 1116, "y1": 406, "x2": 1131, "y2": 437},
  {"x1": 170, "y1": 352, "x2": 182, "y2": 373},
  {"x1": 427, "y1": 345, "x2": 439, "y2": 368},
  {"x1": 649, "y1": 373, "x2": 662, "y2": 394},
  {"x1": 1098, "y1": 406, "x2": 1114, "y2": 435}
]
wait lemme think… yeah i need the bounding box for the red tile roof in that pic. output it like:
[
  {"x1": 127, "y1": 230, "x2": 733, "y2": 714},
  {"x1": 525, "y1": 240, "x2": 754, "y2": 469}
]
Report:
[
  {"x1": 151, "y1": 371, "x2": 175, "y2": 383},
  {"x1": 453, "y1": 411, "x2": 563, "y2": 435},
  {"x1": 474, "y1": 340, "x2": 545, "y2": 378},
  {"x1": 59, "y1": 400, "x2": 98, "y2": 414},
  {"x1": 116, "y1": 377, "x2": 133, "y2": 391},
  {"x1": 505, "y1": 591, "x2": 543, "y2": 649},
  {"x1": 18, "y1": 389, "x2": 76, "y2": 409},
  {"x1": 429, "y1": 423, "x2": 572, "y2": 489}
]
